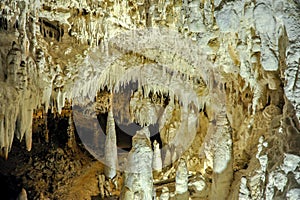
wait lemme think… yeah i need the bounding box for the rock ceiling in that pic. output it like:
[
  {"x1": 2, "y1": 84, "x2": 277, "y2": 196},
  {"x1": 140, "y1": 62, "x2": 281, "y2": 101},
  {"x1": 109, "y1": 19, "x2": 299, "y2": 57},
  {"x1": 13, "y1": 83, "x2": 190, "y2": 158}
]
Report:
[{"x1": 0, "y1": 0, "x2": 300, "y2": 199}]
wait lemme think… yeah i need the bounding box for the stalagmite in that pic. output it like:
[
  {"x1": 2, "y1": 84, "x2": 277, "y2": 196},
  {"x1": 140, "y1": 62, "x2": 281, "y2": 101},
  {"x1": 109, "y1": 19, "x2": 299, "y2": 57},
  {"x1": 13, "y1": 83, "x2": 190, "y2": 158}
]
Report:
[
  {"x1": 175, "y1": 158, "x2": 188, "y2": 195},
  {"x1": 153, "y1": 140, "x2": 163, "y2": 171},
  {"x1": 120, "y1": 126, "x2": 153, "y2": 200},
  {"x1": 153, "y1": 140, "x2": 163, "y2": 178},
  {"x1": 210, "y1": 112, "x2": 233, "y2": 200},
  {"x1": 17, "y1": 188, "x2": 28, "y2": 200},
  {"x1": 104, "y1": 109, "x2": 118, "y2": 179}
]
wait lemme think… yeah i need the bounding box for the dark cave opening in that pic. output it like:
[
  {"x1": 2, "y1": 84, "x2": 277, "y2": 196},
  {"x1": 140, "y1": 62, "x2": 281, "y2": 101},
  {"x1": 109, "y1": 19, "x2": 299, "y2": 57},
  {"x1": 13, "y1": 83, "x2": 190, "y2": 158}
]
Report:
[
  {"x1": 97, "y1": 112, "x2": 163, "y2": 151},
  {"x1": 0, "y1": 174, "x2": 22, "y2": 200}
]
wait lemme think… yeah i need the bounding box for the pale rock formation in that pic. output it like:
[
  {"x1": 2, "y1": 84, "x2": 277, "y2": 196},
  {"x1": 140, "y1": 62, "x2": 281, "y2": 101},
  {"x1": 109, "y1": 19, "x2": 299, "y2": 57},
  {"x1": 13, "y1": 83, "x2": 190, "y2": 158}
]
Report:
[
  {"x1": 153, "y1": 140, "x2": 163, "y2": 174},
  {"x1": 130, "y1": 90, "x2": 160, "y2": 126},
  {"x1": 104, "y1": 109, "x2": 118, "y2": 179},
  {"x1": 163, "y1": 146, "x2": 172, "y2": 168},
  {"x1": 0, "y1": 0, "x2": 300, "y2": 199},
  {"x1": 239, "y1": 177, "x2": 250, "y2": 200},
  {"x1": 175, "y1": 158, "x2": 188, "y2": 195},
  {"x1": 0, "y1": 83, "x2": 19, "y2": 159},
  {"x1": 188, "y1": 175, "x2": 206, "y2": 193},
  {"x1": 159, "y1": 187, "x2": 170, "y2": 200},
  {"x1": 17, "y1": 188, "x2": 28, "y2": 200},
  {"x1": 286, "y1": 188, "x2": 300, "y2": 200},
  {"x1": 121, "y1": 126, "x2": 153, "y2": 200},
  {"x1": 199, "y1": 111, "x2": 233, "y2": 199}
]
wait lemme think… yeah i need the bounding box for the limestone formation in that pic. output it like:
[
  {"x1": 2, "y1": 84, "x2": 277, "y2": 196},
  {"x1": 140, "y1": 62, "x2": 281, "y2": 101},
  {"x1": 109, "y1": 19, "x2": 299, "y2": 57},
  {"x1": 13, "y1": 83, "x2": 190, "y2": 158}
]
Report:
[
  {"x1": 121, "y1": 127, "x2": 153, "y2": 200},
  {"x1": 153, "y1": 140, "x2": 163, "y2": 176},
  {"x1": 104, "y1": 109, "x2": 118, "y2": 179},
  {"x1": 17, "y1": 188, "x2": 28, "y2": 200},
  {"x1": 175, "y1": 158, "x2": 188, "y2": 195},
  {"x1": 159, "y1": 187, "x2": 170, "y2": 200},
  {"x1": 0, "y1": 0, "x2": 299, "y2": 199}
]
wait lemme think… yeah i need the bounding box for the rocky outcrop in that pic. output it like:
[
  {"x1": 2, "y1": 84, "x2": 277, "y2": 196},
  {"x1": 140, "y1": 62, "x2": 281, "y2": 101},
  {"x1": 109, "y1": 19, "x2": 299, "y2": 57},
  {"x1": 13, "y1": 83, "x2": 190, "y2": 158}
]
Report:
[{"x1": 0, "y1": 0, "x2": 299, "y2": 199}]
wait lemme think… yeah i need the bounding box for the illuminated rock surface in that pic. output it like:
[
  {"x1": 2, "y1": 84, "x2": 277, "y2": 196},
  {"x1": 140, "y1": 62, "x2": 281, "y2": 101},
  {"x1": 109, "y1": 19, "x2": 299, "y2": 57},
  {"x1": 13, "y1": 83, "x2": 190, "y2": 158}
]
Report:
[{"x1": 0, "y1": 0, "x2": 299, "y2": 199}]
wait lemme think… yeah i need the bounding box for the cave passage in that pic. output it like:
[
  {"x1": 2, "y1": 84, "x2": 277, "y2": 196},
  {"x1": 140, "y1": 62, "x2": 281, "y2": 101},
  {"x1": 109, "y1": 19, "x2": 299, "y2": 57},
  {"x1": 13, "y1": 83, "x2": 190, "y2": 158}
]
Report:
[{"x1": 98, "y1": 112, "x2": 162, "y2": 151}]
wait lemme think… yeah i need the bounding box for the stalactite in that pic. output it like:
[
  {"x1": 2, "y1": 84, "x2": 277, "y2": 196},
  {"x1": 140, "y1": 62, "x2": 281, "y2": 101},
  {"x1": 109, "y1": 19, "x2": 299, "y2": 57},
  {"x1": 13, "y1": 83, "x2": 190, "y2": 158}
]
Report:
[{"x1": 0, "y1": 84, "x2": 19, "y2": 159}]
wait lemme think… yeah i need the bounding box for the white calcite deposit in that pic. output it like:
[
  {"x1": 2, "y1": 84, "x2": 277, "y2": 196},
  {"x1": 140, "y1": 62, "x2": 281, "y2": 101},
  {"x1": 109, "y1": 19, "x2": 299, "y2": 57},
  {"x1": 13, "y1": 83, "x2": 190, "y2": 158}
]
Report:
[
  {"x1": 121, "y1": 127, "x2": 153, "y2": 200},
  {"x1": 104, "y1": 109, "x2": 118, "y2": 179}
]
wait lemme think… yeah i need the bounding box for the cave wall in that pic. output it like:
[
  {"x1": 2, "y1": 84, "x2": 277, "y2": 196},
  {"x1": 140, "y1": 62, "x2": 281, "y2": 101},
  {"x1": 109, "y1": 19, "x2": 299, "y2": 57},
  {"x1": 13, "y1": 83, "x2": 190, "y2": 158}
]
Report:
[{"x1": 0, "y1": 0, "x2": 300, "y2": 199}]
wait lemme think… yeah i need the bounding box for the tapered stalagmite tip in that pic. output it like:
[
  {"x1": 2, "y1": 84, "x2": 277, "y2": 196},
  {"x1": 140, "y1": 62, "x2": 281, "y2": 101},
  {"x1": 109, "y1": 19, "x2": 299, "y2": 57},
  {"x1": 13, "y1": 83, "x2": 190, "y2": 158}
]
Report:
[
  {"x1": 104, "y1": 106, "x2": 118, "y2": 179},
  {"x1": 17, "y1": 188, "x2": 28, "y2": 200},
  {"x1": 153, "y1": 139, "x2": 162, "y2": 173}
]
